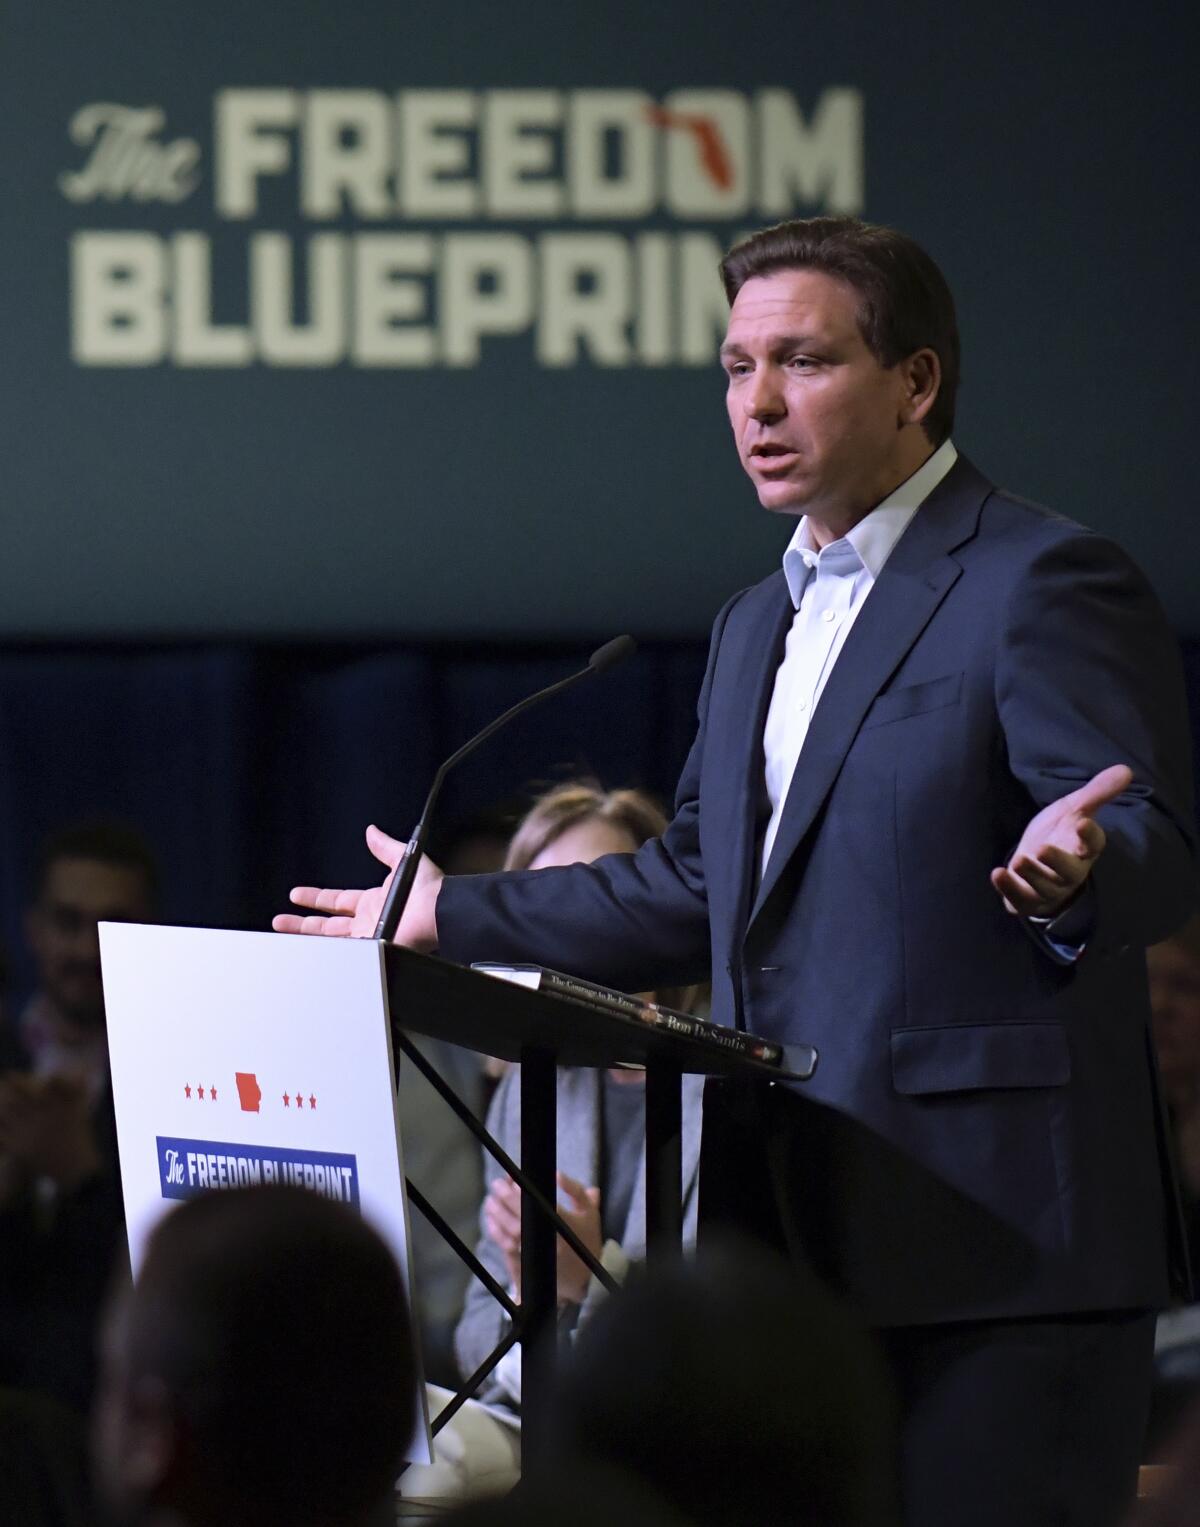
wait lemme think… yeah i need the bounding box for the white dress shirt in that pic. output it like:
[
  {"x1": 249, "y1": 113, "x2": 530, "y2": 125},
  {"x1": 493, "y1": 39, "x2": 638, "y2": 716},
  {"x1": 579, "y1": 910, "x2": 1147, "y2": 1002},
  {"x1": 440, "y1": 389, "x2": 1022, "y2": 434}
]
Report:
[{"x1": 760, "y1": 440, "x2": 958, "y2": 877}]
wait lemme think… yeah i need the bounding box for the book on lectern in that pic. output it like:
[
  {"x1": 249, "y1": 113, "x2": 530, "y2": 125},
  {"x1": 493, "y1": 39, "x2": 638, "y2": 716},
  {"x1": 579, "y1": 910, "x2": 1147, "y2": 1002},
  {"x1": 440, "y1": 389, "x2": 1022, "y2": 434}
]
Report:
[{"x1": 470, "y1": 962, "x2": 783, "y2": 1066}]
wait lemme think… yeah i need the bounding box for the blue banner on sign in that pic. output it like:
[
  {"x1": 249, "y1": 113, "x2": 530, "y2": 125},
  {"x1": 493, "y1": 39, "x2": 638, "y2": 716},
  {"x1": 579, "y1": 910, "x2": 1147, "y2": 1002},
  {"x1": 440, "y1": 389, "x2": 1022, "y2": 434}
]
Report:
[{"x1": 156, "y1": 1136, "x2": 359, "y2": 1206}]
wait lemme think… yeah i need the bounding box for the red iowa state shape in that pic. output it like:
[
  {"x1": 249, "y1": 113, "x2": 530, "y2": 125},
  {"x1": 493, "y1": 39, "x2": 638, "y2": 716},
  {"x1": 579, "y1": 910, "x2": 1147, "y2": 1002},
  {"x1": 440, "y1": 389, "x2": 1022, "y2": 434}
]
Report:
[{"x1": 235, "y1": 1072, "x2": 262, "y2": 1113}]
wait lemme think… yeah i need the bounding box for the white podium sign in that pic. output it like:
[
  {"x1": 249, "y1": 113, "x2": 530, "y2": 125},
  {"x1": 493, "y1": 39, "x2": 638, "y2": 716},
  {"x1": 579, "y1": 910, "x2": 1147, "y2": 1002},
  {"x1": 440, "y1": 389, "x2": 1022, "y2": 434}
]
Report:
[{"x1": 99, "y1": 922, "x2": 431, "y2": 1460}]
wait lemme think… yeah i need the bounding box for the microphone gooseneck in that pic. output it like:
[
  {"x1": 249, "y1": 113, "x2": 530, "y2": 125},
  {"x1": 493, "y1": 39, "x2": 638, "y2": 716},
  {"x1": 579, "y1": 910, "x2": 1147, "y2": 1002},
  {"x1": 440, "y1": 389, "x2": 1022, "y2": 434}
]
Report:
[{"x1": 372, "y1": 635, "x2": 637, "y2": 943}]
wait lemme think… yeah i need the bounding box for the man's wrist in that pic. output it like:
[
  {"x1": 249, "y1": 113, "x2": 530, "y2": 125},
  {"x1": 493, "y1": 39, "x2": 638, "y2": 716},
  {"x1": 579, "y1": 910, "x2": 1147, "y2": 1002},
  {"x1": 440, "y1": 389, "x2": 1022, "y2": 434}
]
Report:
[
  {"x1": 398, "y1": 870, "x2": 444, "y2": 952},
  {"x1": 1031, "y1": 880, "x2": 1094, "y2": 939},
  {"x1": 425, "y1": 871, "x2": 444, "y2": 950},
  {"x1": 1025, "y1": 879, "x2": 1096, "y2": 963}
]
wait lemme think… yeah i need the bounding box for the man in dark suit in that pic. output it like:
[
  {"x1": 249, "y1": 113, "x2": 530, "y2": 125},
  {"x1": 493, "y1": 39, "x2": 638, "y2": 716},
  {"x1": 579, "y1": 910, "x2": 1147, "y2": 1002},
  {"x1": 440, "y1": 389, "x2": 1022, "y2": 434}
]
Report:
[{"x1": 277, "y1": 217, "x2": 1197, "y2": 1526}]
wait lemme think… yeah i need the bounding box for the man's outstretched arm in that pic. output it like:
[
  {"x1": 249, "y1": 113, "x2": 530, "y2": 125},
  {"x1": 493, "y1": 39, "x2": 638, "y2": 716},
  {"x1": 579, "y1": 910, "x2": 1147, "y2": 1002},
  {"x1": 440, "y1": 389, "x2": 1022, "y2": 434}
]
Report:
[
  {"x1": 272, "y1": 824, "x2": 444, "y2": 950},
  {"x1": 272, "y1": 588, "x2": 746, "y2": 992},
  {"x1": 273, "y1": 808, "x2": 711, "y2": 991}
]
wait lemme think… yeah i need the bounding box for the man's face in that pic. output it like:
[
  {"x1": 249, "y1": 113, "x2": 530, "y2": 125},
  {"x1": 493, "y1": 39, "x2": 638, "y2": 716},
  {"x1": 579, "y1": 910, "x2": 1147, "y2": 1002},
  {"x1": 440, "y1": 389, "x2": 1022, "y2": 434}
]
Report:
[
  {"x1": 26, "y1": 857, "x2": 154, "y2": 1029},
  {"x1": 721, "y1": 267, "x2": 927, "y2": 526}
]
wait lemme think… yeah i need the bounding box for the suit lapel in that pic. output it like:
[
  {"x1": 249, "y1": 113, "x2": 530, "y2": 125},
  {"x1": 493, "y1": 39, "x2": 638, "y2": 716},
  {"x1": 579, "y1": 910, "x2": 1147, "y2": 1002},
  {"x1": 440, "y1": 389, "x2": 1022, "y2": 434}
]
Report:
[
  {"x1": 718, "y1": 576, "x2": 795, "y2": 952},
  {"x1": 747, "y1": 458, "x2": 989, "y2": 929}
]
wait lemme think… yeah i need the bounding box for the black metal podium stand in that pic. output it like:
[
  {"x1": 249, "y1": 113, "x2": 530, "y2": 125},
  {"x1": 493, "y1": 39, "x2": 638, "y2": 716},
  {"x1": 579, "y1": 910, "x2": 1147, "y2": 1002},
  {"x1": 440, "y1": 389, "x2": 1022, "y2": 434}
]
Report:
[{"x1": 381, "y1": 945, "x2": 815, "y2": 1466}]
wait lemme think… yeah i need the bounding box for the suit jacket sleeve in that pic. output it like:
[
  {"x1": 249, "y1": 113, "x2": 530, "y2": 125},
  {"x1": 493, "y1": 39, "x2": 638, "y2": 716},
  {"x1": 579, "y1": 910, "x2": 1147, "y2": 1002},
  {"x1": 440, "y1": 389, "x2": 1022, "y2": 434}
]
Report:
[
  {"x1": 435, "y1": 591, "x2": 748, "y2": 991},
  {"x1": 997, "y1": 524, "x2": 1197, "y2": 955}
]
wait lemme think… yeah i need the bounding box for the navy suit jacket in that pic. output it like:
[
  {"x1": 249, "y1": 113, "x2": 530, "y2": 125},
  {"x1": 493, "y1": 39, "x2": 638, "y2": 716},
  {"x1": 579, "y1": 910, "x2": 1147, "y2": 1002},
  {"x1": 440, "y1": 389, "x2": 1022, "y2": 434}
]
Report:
[{"x1": 438, "y1": 456, "x2": 1197, "y2": 1326}]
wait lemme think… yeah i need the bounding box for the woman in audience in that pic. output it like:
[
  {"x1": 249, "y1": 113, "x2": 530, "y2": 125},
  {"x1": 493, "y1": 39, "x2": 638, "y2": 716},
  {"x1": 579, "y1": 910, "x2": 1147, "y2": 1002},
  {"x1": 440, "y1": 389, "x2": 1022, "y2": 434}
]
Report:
[{"x1": 401, "y1": 781, "x2": 706, "y2": 1503}]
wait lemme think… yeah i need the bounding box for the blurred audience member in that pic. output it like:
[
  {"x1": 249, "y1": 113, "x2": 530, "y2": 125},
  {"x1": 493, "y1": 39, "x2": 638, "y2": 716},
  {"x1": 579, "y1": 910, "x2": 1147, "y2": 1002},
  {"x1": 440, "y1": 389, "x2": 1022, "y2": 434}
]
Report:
[
  {"x1": 92, "y1": 1185, "x2": 415, "y2": 1527},
  {"x1": 0, "y1": 821, "x2": 158, "y2": 1413},
  {"x1": 1148, "y1": 913, "x2": 1200, "y2": 1453},
  {"x1": 1128, "y1": 1394, "x2": 1200, "y2": 1525},
  {"x1": 402, "y1": 782, "x2": 704, "y2": 1502},
  {"x1": 0, "y1": 1386, "x2": 98, "y2": 1527},
  {"x1": 399, "y1": 1036, "x2": 488, "y2": 1389},
  {"x1": 548, "y1": 1236, "x2": 898, "y2": 1527},
  {"x1": 20, "y1": 821, "x2": 159, "y2": 1066},
  {"x1": 400, "y1": 807, "x2": 513, "y2": 1386},
  {"x1": 444, "y1": 1460, "x2": 695, "y2": 1527}
]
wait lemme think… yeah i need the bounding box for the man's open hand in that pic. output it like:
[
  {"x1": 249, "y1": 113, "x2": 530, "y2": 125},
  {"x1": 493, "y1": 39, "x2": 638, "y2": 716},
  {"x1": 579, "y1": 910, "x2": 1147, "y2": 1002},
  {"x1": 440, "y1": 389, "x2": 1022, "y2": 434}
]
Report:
[
  {"x1": 272, "y1": 824, "x2": 443, "y2": 949},
  {"x1": 991, "y1": 764, "x2": 1132, "y2": 918}
]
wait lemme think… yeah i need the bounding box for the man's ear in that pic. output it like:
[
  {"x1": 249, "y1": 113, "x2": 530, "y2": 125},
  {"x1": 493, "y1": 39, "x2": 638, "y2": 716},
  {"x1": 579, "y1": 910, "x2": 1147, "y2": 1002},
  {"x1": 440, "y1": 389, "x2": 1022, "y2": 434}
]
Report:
[{"x1": 898, "y1": 348, "x2": 941, "y2": 429}]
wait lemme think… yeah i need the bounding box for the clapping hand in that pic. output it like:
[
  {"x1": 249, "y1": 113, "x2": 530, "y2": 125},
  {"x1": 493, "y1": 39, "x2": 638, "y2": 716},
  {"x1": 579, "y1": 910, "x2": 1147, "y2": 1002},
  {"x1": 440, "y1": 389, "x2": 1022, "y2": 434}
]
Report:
[
  {"x1": 991, "y1": 764, "x2": 1132, "y2": 919},
  {"x1": 484, "y1": 1170, "x2": 603, "y2": 1305},
  {"x1": 0, "y1": 1072, "x2": 101, "y2": 1190}
]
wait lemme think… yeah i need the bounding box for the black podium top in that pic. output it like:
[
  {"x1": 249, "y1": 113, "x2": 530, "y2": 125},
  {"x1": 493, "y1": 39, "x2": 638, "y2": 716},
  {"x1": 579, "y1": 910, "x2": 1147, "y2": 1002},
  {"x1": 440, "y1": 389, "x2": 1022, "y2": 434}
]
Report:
[{"x1": 383, "y1": 945, "x2": 815, "y2": 1081}]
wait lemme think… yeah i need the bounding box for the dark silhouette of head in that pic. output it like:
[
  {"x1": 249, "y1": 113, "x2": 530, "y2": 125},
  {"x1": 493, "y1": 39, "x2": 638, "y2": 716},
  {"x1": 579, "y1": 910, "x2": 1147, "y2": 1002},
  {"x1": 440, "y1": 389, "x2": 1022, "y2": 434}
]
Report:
[
  {"x1": 93, "y1": 1185, "x2": 416, "y2": 1527},
  {"x1": 446, "y1": 1459, "x2": 695, "y2": 1527},
  {"x1": 549, "y1": 1236, "x2": 898, "y2": 1526},
  {"x1": 1137, "y1": 1393, "x2": 1200, "y2": 1524}
]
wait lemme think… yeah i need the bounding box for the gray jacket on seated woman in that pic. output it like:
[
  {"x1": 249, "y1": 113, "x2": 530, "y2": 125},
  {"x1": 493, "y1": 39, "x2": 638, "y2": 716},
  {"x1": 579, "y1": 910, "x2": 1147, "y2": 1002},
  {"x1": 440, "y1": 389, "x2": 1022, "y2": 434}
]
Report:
[{"x1": 455, "y1": 1063, "x2": 705, "y2": 1414}]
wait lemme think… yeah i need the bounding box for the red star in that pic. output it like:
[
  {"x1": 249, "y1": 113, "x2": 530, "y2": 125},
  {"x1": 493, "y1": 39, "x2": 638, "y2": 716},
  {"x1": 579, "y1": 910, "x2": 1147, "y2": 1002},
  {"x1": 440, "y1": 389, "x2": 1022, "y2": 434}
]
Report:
[
  {"x1": 309, "y1": 1095, "x2": 317, "y2": 1110},
  {"x1": 283, "y1": 1093, "x2": 290, "y2": 1107},
  {"x1": 295, "y1": 1092, "x2": 304, "y2": 1109},
  {"x1": 197, "y1": 1085, "x2": 206, "y2": 1100},
  {"x1": 184, "y1": 1084, "x2": 192, "y2": 1099},
  {"x1": 210, "y1": 1085, "x2": 218, "y2": 1102}
]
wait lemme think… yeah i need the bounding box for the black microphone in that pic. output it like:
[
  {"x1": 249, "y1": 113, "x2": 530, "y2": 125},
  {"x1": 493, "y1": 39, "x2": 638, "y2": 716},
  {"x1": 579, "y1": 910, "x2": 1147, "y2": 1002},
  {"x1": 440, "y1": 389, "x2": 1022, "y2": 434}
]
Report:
[
  {"x1": 372, "y1": 635, "x2": 638, "y2": 942},
  {"x1": 588, "y1": 633, "x2": 636, "y2": 673}
]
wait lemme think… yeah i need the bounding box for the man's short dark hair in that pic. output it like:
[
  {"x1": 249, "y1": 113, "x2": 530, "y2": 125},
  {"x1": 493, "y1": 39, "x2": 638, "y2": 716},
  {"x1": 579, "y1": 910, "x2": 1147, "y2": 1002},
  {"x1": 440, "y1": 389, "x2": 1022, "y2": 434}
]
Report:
[
  {"x1": 33, "y1": 820, "x2": 160, "y2": 908},
  {"x1": 720, "y1": 216, "x2": 960, "y2": 447},
  {"x1": 125, "y1": 1186, "x2": 415, "y2": 1527}
]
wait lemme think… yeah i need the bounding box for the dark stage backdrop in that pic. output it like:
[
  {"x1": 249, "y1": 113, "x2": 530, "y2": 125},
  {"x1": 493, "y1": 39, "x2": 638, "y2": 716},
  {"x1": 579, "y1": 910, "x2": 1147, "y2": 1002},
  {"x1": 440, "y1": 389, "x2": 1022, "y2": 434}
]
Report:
[
  {"x1": 0, "y1": 636, "x2": 1197, "y2": 1008},
  {"x1": 0, "y1": 2, "x2": 1196, "y2": 641}
]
